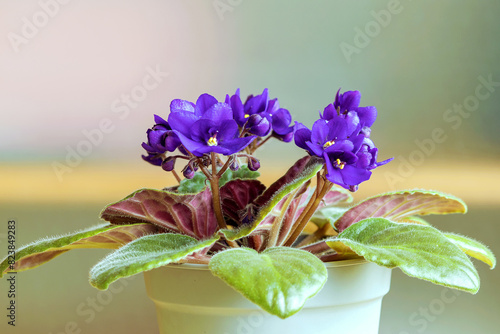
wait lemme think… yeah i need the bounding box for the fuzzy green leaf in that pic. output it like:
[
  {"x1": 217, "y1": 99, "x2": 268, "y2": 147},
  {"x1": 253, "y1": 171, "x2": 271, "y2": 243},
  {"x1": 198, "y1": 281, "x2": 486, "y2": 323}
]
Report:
[
  {"x1": 445, "y1": 233, "x2": 496, "y2": 269},
  {"x1": 177, "y1": 165, "x2": 260, "y2": 194},
  {"x1": 0, "y1": 223, "x2": 157, "y2": 277},
  {"x1": 89, "y1": 234, "x2": 219, "y2": 290},
  {"x1": 335, "y1": 189, "x2": 467, "y2": 232},
  {"x1": 209, "y1": 247, "x2": 327, "y2": 319},
  {"x1": 311, "y1": 207, "x2": 349, "y2": 228},
  {"x1": 221, "y1": 156, "x2": 324, "y2": 240},
  {"x1": 332, "y1": 218, "x2": 480, "y2": 293}
]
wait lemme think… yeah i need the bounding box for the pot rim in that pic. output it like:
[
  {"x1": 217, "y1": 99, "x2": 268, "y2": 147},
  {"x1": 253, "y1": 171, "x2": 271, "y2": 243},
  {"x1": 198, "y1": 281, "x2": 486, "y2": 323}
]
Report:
[{"x1": 151, "y1": 258, "x2": 369, "y2": 272}]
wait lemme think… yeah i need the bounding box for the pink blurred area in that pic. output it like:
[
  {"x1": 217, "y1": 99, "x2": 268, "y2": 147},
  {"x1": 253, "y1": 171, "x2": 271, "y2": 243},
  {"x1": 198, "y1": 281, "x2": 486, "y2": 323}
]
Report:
[{"x1": 0, "y1": 0, "x2": 233, "y2": 156}]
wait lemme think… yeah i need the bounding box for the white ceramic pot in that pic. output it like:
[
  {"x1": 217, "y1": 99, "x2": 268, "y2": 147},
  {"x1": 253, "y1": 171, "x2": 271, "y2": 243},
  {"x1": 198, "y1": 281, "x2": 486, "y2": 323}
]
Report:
[{"x1": 144, "y1": 259, "x2": 392, "y2": 334}]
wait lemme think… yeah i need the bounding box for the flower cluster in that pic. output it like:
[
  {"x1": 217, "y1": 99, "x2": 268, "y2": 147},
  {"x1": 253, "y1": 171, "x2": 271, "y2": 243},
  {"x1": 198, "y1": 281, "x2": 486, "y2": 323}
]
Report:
[
  {"x1": 142, "y1": 88, "x2": 391, "y2": 190},
  {"x1": 295, "y1": 90, "x2": 392, "y2": 190}
]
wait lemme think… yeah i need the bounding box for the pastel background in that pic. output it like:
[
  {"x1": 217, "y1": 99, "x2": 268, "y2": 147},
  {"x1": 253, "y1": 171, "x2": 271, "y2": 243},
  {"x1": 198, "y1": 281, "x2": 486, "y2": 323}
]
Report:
[{"x1": 1, "y1": 1, "x2": 499, "y2": 333}]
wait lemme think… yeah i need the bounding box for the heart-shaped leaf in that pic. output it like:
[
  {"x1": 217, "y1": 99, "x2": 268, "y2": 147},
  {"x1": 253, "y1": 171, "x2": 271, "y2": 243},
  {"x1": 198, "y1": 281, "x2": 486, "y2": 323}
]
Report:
[
  {"x1": 220, "y1": 156, "x2": 324, "y2": 240},
  {"x1": 101, "y1": 188, "x2": 218, "y2": 239},
  {"x1": 209, "y1": 247, "x2": 327, "y2": 319},
  {"x1": 445, "y1": 233, "x2": 496, "y2": 269},
  {"x1": 331, "y1": 218, "x2": 480, "y2": 293},
  {"x1": 90, "y1": 234, "x2": 219, "y2": 290},
  {"x1": 0, "y1": 223, "x2": 157, "y2": 277},
  {"x1": 335, "y1": 190, "x2": 467, "y2": 232}
]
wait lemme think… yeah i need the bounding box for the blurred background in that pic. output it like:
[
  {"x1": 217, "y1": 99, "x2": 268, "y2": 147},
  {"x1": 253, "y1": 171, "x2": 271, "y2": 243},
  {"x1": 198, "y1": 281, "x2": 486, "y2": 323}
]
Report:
[{"x1": 1, "y1": 0, "x2": 499, "y2": 333}]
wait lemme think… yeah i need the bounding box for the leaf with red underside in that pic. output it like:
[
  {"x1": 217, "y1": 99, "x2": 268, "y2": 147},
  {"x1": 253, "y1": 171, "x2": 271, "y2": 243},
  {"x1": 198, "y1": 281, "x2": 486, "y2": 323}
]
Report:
[
  {"x1": 220, "y1": 179, "x2": 266, "y2": 223},
  {"x1": 220, "y1": 156, "x2": 324, "y2": 241},
  {"x1": 101, "y1": 188, "x2": 218, "y2": 239},
  {"x1": 252, "y1": 156, "x2": 320, "y2": 207},
  {"x1": 0, "y1": 223, "x2": 157, "y2": 277},
  {"x1": 335, "y1": 190, "x2": 467, "y2": 233}
]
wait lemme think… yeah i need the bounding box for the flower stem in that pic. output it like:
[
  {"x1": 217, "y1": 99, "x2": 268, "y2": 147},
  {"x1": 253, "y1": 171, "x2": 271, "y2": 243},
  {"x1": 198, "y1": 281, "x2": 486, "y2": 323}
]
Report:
[
  {"x1": 296, "y1": 222, "x2": 335, "y2": 248},
  {"x1": 265, "y1": 187, "x2": 300, "y2": 249},
  {"x1": 283, "y1": 173, "x2": 333, "y2": 247},
  {"x1": 171, "y1": 170, "x2": 181, "y2": 184},
  {"x1": 252, "y1": 135, "x2": 272, "y2": 153},
  {"x1": 217, "y1": 155, "x2": 233, "y2": 178},
  {"x1": 209, "y1": 152, "x2": 227, "y2": 231}
]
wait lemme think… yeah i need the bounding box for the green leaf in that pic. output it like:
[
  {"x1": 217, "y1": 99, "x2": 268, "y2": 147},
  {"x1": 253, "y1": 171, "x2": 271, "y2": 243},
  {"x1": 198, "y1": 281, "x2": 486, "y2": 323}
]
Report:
[
  {"x1": 89, "y1": 234, "x2": 219, "y2": 290},
  {"x1": 322, "y1": 240, "x2": 361, "y2": 260},
  {"x1": 209, "y1": 247, "x2": 327, "y2": 319},
  {"x1": 335, "y1": 189, "x2": 467, "y2": 232},
  {"x1": 332, "y1": 218, "x2": 480, "y2": 293},
  {"x1": 445, "y1": 233, "x2": 496, "y2": 269},
  {"x1": 177, "y1": 165, "x2": 260, "y2": 194},
  {"x1": 221, "y1": 156, "x2": 324, "y2": 240},
  {"x1": 176, "y1": 172, "x2": 208, "y2": 194},
  {"x1": 0, "y1": 223, "x2": 157, "y2": 277},
  {"x1": 311, "y1": 207, "x2": 349, "y2": 228}
]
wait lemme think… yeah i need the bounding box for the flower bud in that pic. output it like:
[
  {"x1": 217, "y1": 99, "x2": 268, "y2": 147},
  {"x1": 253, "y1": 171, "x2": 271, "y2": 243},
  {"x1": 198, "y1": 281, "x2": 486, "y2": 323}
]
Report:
[
  {"x1": 230, "y1": 158, "x2": 240, "y2": 171},
  {"x1": 246, "y1": 114, "x2": 271, "y2": 137},
  {"x1": 161, "y1": 157, "x2": 176, "y2": 172},
  {"x1": 247, "y1": 157, "x2": 261, "y2": 171},
  {"x1": 183, "y1": 165, "x2": 195, "y2": 179}
]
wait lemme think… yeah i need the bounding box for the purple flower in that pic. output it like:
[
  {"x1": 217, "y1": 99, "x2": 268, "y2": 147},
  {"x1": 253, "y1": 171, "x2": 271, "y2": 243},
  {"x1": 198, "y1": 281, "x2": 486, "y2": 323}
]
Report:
[
  {"x1": 141, "y1": 115, "x2": 181, "y2": 165},
  {"x1": 141, "y1": 115, "x2": 181, "y2": 154},
  {"x1": 168, "y1": 93, "x2": 256, "y2": 157},
  {"x1": 295, "y1": 112, "x2": 390, "y2": 190},
  {"x1": 226, "y1": 89, "x2": 294, "y2": 140},
  {"x1": 141, "y1": 152, "x2": 163, "y2": 166},
  {"x1": 321, "y1": 89, "x2": 377, "y2": 135},
  {"x1": 271, "y1": 108, "x2": 295, "y2": 142}
]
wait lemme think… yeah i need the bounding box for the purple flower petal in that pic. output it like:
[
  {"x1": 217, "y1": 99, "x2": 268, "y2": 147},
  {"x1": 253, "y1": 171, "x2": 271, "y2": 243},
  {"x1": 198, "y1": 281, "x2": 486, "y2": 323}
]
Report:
[
  {"x1": 310, "y1": 119, "x2": 329, "y2": 146},
  {"x1": 170, "y1": 99, "x2": 195, "y2": 114},
  {"x1": 272, "y1": 108, "x2": 293, "y2": 135},
  {"x1": 142, "y1": 153, "x2": 163, "y2": 166},
  {"x1": 195, "y1": 94, "x2": 218, "y2": 116},
  {"x1": 217, "y1": 120, "x2": 240, "y2": 141},
  {"x1": 202, "y1": 102, "x2": 233, "y2": 123},
  {"x1": 230, "y1": 93, "x2": 246, "y2": 126},
  {"x1": 168, "y1": 111, "x2": 201, "y2": 135},
  {"x1": 321, "y1": 104, "x2": 336, "y2": 120},
  {"x1": 246, "y1": 114, "x2": 271, "y2": 136},
  {"x1": 354, "y1": 106, "x2": 377, "y2": 128},
  {"x1": 340, "y1": 165, "x2": 372, "y2": 186},
  {"x1": 172, "y1": 130, "x2": 208, "y2": 157},
  {"x1": 244, "y1": 88, "x2": 269, "y2": 115},
  {"x1": 219, "y1": 136, "x2": 257, "y2": 154},
  {"x1": 153, "y1": 115, "x2": 170, "y2": 127},
  {"x1": 335, "y1": 90, "x2": 361, "y2": 112},
  {"x1": 294, "y1": 123, "x2": 312, "y2": 152}
]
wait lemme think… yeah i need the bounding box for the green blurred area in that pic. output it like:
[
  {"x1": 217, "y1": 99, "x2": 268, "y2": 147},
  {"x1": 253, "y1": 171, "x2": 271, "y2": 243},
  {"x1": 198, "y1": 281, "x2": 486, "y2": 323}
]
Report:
[{"x1": 223, "y1": 0, "x2": 500, "y2": 163}]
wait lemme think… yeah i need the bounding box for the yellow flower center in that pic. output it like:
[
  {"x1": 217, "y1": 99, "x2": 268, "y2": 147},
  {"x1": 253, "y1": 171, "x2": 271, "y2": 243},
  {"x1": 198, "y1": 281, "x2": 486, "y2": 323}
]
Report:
[
  {"x1": 335, "y1": 158, "x2": 345, "y2": 170},
  {"x1": 323, "y1": 140, "x2": 336, "y2": 149},
  {"x1": 244, "y1": 114, "x2": 250, "y2": 119},
  {"x1": 207, "y1": 134, "x2": 218, "y2": 146}
]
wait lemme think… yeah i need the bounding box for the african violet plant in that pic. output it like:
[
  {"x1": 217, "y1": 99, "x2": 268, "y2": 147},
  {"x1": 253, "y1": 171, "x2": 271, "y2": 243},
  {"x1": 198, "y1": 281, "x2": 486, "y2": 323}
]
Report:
[{"x1": 0, "y1": 89, "x2": 496, "y2": 319}]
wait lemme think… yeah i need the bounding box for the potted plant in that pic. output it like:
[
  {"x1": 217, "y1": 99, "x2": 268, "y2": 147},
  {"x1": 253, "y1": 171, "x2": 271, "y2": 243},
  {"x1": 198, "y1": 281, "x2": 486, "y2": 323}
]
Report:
[{"x1": 1, "y1": 89, "x2": 495, "y2": 334}]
